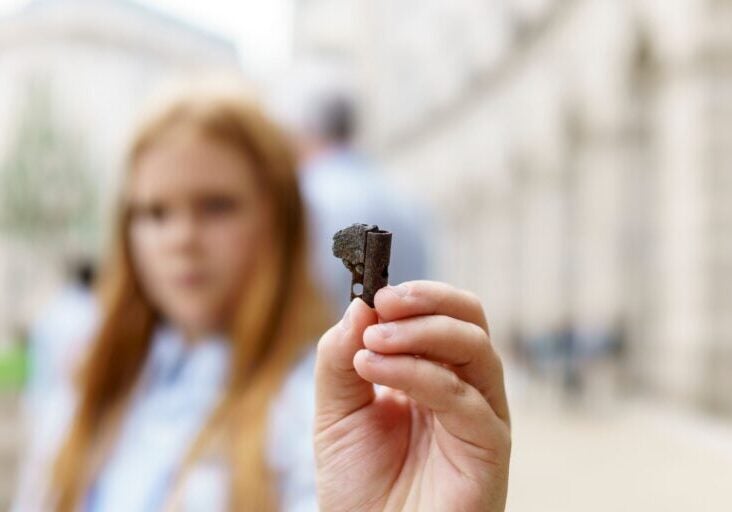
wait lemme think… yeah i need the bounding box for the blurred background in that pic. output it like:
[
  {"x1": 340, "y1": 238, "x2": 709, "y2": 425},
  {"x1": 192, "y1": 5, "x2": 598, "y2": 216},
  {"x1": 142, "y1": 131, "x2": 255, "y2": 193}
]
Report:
[{"x1": 0, "y1": 0, "x2": 731, "y2": 510}]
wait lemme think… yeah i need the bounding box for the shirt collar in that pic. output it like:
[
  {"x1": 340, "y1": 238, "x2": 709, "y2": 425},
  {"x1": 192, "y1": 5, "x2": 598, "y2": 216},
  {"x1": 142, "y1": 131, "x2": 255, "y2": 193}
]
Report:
[{"x1": 145, "y1": 322, "x2": 230, "y2": 389}]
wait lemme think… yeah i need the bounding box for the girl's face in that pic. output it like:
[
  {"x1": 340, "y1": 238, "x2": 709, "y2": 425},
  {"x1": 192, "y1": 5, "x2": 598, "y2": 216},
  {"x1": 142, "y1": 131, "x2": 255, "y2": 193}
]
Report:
[{"x1": 129, "y1": 128, "x2": 269, "y2": 341}]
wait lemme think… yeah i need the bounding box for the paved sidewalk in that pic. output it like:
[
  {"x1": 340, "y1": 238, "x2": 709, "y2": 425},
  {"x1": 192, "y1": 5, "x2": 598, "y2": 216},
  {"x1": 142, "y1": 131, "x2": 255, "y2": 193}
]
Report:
[
  {"x1": 0, "y1": 393, "x2": 21, "y2": 511},
  {"x1": 506, "y1": 395, "x2": 732, "y2": 512},
  {"x1": 2, "y1": 386, "x2": 731, "y2": 511}
]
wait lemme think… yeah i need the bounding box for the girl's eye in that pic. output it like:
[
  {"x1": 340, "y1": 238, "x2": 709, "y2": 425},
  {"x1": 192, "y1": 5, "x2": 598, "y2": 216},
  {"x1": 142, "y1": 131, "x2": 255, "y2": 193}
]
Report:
[
  {"x1": 200, "y1": 196, "x2": 240, "y2": 215},
  {"x1": 133, "y1": 203, "x2": 168, "y2": 223}
]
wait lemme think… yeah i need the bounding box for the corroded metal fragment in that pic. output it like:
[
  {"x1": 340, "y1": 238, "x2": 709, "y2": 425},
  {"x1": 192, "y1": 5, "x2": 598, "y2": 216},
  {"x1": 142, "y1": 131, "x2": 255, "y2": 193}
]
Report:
[{"x1": 332, "y1": 223, "x2": 392, "y2": 307}]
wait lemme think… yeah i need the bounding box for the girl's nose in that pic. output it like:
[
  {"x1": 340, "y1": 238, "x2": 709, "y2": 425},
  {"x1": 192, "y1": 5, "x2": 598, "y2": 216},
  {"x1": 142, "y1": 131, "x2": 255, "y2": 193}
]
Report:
[{"x1": 167, "y1": 210, "x2": 201, "y2": 250}]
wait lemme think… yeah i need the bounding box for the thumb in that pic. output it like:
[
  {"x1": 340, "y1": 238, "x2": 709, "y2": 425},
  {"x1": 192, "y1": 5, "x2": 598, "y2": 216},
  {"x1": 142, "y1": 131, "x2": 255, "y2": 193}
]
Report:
[{"x1": 315, "y1": 298, "x2": 378, "y2": 431}]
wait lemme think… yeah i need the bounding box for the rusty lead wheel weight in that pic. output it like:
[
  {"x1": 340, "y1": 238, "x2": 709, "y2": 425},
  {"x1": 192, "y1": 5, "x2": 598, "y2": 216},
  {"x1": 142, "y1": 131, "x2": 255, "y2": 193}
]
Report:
[{"x1": 332, "y1": 223, "x2": 392, "y2": 308}]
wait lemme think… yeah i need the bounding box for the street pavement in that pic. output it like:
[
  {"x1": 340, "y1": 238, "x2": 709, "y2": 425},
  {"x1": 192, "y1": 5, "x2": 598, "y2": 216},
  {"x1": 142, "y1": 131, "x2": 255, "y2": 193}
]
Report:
[
  {"x1": 1, "y1": 379, "x2": 731, "y2": 511},
  {"x1": 506, "y1": 382, "x2": 732, "y2": 511}
]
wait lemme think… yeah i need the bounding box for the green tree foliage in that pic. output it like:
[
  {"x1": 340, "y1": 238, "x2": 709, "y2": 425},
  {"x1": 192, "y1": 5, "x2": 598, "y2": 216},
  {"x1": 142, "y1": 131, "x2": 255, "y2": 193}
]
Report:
[{"x1": 0, "y1": 78, "x2": 97, "y2": 248}]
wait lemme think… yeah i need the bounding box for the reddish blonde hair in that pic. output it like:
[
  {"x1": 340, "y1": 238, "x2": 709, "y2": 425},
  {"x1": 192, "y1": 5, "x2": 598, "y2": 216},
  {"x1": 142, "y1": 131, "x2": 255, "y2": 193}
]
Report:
[{"x1": 51, "y1": 80, "x2": 332, "y2": 511}]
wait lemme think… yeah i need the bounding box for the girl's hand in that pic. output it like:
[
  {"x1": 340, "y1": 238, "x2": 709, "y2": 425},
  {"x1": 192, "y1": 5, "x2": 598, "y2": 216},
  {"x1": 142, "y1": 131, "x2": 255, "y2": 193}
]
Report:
[{"x1": 314, "y1": 281, "x2": 511, "y2": 511}]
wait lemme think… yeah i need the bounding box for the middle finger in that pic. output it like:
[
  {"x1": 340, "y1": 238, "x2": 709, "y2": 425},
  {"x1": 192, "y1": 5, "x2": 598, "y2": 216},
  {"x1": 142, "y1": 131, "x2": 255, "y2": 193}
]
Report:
[{"x1": 362, "y1": 314, "x2": 509, "y2": 423}]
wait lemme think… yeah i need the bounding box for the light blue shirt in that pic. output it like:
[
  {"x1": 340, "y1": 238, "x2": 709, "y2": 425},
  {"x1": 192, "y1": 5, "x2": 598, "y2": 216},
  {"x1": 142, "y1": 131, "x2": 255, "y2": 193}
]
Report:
[
  {"x1": 13, "y1": 322, "x2": 319, "y2": 511},
  {"x1": 85, "y1": 324, "x2": 230, "y2": 511}
]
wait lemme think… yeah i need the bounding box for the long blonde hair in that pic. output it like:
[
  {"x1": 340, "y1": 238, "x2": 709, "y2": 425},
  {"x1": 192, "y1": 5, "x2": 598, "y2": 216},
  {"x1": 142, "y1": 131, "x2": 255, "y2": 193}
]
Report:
[{"x1": 51, "y1": 81, "x2": 332, "y2": 511}]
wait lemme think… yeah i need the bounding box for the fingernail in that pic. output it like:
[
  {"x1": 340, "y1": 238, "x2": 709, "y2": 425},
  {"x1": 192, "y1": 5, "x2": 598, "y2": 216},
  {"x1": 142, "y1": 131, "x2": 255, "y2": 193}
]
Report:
[
  {"x1": 389, "y1": 284, "x2": 409, "y2": 298},
  {"x1": 376, "y1": 322, "x2": 395, "y2": 338}
]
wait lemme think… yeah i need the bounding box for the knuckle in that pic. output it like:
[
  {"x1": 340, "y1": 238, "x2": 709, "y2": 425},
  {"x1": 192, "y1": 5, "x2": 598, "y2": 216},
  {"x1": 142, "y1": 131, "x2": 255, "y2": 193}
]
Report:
[
  {"x1": 495, "y1": 351, "x2": 505, "y2": 376},
  {"x1": 472, "y1": 331, "x2": 504, "y2": 380},
  {"x1": 315, "y1": 331, "x2": 334, "y2": 361},
  {"x1": 417, "y1": 281, "x2": 451, "y2": 310},
  {"x1": 463, "y1": 290, "x2": 489, "y2": 332},
  {"x1": 427, "y1": 313, "x2": 451, "y2": 334},
  {"x1": 447, "y1": 370, "x2": 467, "y2": 397},
  {"x1": 315, "y1": 325, "x2": 347, "y2": 363},
  {"x1": 463, "y1": 322, "x2": 489, "y2": 360},
  {"x1": 470, "y1": 322, "x2": 489, "y2": 345},
  {"x1": 464, "y1": 290, "x2": 482, "y2": 309},
  {"x1": 488, "y1": 345, "x2": 505, "y2": 378}
]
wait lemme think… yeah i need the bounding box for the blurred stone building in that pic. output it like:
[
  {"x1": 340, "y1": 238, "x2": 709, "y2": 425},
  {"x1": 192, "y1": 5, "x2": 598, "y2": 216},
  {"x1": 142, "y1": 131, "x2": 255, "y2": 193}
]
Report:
[
  {"x1": 0, "y1": 0, "x2": 239, "y2": 343},
  {"x1": 293, "y1": 0, "x2": 732, "y2": 414},
  {"x1": 0, "y1": 1, "x2": 240, "y2": 505}
]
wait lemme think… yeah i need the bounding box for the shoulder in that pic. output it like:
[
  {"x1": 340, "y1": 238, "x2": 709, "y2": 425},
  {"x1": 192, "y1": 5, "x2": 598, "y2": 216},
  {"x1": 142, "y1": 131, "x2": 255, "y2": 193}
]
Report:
[
  {"x1": 266, "y1": 347, "x2": 319, "y2": 511},
  {"x1": 268, "y1": 347, "x2": 317, "y2": 460},
  {"x1": 282, "y1": 347, "x2": 317, "y2": 395}
]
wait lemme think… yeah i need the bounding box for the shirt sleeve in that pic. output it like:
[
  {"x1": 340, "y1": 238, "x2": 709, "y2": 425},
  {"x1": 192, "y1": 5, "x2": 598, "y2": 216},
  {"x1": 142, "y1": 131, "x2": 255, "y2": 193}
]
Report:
[{"x1": 266, "y1": 348, "x2": 320, "y2": 512}]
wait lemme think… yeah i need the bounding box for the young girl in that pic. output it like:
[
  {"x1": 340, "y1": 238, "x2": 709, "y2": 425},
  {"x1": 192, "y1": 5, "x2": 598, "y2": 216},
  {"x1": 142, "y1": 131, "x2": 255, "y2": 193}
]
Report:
[{"x1": 16, "y1": 80, "x2": 511, "y2": 511}]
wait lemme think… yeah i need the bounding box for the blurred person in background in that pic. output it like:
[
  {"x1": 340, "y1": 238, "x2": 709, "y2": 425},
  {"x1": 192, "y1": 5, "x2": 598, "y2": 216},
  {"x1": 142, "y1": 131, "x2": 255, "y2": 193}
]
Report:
[
  {"x1": 272, "y1": 62, "x2": 431, "y2": 314},
  {"x1": 15, "y1": 258, "x2": 99, "y2": 512},
  {"x1": 24, "y1": 258, "x2": 99, "y2": 416},
  {"x1": 13, "y1": 79, "x2": 510, "y2": 512}
]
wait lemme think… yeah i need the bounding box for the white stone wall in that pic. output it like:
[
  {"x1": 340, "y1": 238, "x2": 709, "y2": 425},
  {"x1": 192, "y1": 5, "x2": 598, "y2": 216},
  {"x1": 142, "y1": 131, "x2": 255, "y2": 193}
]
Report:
[
  {"x1": 0, "y1": 0, "x2": 240, "y2": 340},
  {"x1": 293, "y1": 0, "x2": 732, "y2": 411}
]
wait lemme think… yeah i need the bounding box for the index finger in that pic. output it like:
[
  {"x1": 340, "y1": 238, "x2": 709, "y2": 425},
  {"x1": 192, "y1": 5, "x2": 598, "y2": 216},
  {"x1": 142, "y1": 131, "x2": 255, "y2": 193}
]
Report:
[{"x1": 374, "y1": 280, "x2": 489, "y2": 332}]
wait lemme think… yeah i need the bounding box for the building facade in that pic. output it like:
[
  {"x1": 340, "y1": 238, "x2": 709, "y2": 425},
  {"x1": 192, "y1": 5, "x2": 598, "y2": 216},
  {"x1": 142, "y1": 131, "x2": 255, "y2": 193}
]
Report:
[
  {"x1": 0, "y1": 0, "x2": 239, "y2": 341},
  {"x1": 293, "y1": 0, "x2": 732, "y2": 413}
]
